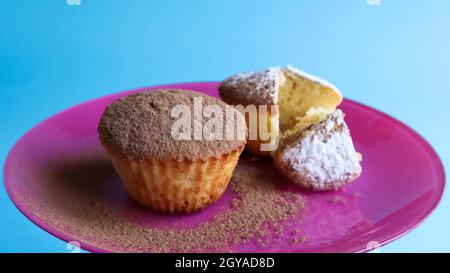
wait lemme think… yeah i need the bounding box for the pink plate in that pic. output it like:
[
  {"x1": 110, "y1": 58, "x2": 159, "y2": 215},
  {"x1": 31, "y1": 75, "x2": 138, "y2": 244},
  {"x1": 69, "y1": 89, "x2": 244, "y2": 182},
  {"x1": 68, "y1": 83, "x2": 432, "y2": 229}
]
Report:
[{"x1": 3, "y1": 82, "x2": 445, "y2": 253}]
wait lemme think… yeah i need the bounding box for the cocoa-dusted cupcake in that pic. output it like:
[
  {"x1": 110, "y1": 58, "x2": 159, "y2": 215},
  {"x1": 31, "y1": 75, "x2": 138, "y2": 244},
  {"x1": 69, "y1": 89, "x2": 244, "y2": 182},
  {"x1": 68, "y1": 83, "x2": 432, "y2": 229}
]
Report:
[{"x1": 98, "y1": 89, "x2": 247, "y2": 213}]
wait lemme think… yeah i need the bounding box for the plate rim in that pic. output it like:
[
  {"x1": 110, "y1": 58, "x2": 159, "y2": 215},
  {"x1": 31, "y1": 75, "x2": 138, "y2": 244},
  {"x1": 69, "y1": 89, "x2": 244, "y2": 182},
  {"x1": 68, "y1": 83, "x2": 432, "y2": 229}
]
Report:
[{"x1": 3, "y1": 82, "x2": 446, "y2": 253}]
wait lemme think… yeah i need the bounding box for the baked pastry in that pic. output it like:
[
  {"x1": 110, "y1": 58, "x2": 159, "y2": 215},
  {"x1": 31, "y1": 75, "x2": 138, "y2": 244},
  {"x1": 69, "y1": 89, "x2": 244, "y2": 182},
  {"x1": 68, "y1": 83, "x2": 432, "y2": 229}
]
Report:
[
  {"x1": 274, "y1": 110, "x2": 361, "y2": 191},
  {"x1": 220, "y1": 65, "x2": 362, "y2": 190},
  {"x1": 219, "y1": 66, "x2": 342, "y2": 156},
  {"x1": 98, "y1": 89, "x2": 247, "y2": 213}
]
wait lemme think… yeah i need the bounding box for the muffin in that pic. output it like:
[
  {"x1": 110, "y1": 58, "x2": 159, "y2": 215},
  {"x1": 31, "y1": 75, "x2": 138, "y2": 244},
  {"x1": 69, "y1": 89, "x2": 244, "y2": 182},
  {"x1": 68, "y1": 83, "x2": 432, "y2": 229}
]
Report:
[
  {"x1": 219, "y1": 65, "x2": 342, "y2": 157},
  {"x1": 98, "y1": 89, "x2": 247, "y2": 213},
  {"x1": 274, "y1": 110, "x2": 362, "y2": 191}
]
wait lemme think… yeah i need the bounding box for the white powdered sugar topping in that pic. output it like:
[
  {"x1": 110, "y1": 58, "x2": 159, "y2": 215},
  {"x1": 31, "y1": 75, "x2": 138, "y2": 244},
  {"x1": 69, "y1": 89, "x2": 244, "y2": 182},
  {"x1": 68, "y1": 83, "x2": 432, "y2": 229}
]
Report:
[
  {"x1": 278, "y1": 109, "x2": 361, "y2": 190},
  {"x1": 219, "y1": 67, "x2": 284, "y2": 106}
]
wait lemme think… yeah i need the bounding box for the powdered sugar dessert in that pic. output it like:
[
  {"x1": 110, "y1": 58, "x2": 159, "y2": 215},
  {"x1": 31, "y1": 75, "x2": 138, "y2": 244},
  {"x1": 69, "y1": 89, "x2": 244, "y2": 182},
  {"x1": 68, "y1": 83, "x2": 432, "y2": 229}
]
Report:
[
  {"x1": 219, "y1": 66, "x2": 343, "y2": 157},
  {"x1": 274, "y1": 110, "x2": 361, "y2": 191},
  {"x1": 220, "y1": 66, "x2": 362, "y2": 190},
  {"x1": 219, "y1": 67, "x2": 282, "y2": 156},
  {"x1": 219, "y1": 67, "x2": 282, "y2": 107}
]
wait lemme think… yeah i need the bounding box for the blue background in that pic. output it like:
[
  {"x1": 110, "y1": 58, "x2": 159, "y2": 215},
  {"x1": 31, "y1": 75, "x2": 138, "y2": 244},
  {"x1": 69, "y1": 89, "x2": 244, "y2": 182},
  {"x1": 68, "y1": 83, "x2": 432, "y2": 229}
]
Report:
[{"x1": 1, "y1": 0, "x2": 449, "y2": 252}]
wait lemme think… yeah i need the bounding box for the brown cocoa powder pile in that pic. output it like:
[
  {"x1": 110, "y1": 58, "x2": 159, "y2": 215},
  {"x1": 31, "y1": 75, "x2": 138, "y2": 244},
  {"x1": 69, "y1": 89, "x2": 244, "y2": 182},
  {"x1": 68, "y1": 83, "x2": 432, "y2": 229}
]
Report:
[{"x1": 18, "y1": 151, "x2": 305, "y2": 252}]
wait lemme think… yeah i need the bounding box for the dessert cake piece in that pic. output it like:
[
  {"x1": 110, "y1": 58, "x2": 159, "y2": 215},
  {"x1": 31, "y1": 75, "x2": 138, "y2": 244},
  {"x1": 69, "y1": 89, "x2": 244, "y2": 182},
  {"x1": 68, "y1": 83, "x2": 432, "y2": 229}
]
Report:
[
  {"x1": 219, "y1": 66, "x2": 342, "y2": 156},
  {"x1": 274, "y1": 110, "x2": 362, "y2": 191},
  {"x1": 98, "y1": 89, "x2": 247, "y2": 213}
]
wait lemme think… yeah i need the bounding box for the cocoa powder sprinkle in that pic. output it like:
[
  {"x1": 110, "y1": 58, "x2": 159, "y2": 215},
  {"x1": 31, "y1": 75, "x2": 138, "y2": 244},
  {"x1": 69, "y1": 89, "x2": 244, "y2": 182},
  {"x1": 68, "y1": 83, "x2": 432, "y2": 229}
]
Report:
[
  {"x1": 98, "y1": 89, "x2": 246, "y2": 161},
  {"x1": 19, "y1": 150, "x2": 306, "y2": 252}
]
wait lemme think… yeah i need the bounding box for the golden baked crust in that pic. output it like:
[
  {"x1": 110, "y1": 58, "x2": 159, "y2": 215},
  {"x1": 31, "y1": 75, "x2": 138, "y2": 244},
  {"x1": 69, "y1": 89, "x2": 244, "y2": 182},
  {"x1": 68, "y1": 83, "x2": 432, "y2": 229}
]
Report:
[{"x1": 103, "y1": 142, "x2": 244, "y2": 213}]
